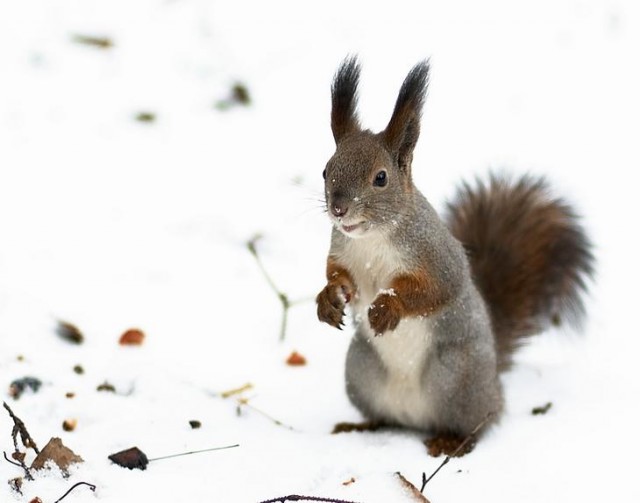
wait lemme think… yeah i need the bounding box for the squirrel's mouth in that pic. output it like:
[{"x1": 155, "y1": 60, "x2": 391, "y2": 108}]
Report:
[{"x1": 337, "y1": 220, "x2": 369, "y2": 237}]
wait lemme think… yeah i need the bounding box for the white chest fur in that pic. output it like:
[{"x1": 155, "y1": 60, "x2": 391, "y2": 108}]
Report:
[{"x1": 336, "y1": 232, "x2": 436, "y2": 427}]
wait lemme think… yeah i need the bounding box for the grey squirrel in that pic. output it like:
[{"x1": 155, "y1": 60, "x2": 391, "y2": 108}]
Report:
[{"x1": 316, "y1": 57, "x2": 594, "y2": 456}]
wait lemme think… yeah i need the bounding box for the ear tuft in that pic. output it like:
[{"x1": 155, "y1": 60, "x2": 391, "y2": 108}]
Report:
[
  {"x1": 331, "y1": 56, "x2": 361, "y2": 144},
  {"x1": 383, "y1": 60, "x2": 430, "y2": 173}
]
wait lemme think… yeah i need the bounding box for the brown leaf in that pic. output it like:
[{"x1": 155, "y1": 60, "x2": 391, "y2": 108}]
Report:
[
  {"x1": 395, "y1": 472, "x2": 430, "y2": 503},
  {"x1": 11, "y1": 451, "x2": 26, "y2": 463},
  {"x1": 31, "y1": 437, "x2": 83, "y2": 474},
  {"x1": 286, "y1": 351, "x2": 307, "y2": 366},
  {"x1": 108, "y1": 446, "x2": 149, "y2": 470},
  {"x1": 56, "y1": 321, "x2": 84, "y2": 344},
  {"x1": 29, "y1": 498, "x2": 43, "y2": 503},
  {"x1": 119, "y1": 328, "x2": 145, "y2": 346}
]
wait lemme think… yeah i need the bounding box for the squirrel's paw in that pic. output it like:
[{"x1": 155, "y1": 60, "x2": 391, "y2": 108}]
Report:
[
  {"x1": 316, "y1": 284, "x2": 348, "y2": 329},
  {"x1": 368, "y1": 294, "x2": 402, "y2": 335}
]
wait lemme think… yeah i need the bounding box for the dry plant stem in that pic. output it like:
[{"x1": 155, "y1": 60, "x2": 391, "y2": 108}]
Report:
[
  {"x1": 53, "y1": 482, "x2": 96, "y2": 503},
  {"x1": 148, "y1": 444, "x2": 240, "y2": 462},
  {"x1": 220, "y1": 382, "x2": 254, "y2": 399},
  {"x1": 259, "y1": 496, "x2": 362, "y2": 503},
  {"x1": 3, "y1": 402, "x2": 39, "y2": 454},
  {"x1": 421, "y1": 412, "x2": 495, "y2": 492},
  {"x1": 3, "y1": 402, "x2": 38, "y2": 480},
  {"x1": 3, "y1": 451, "x2": 23, "y2": 467},
  {"x1": 237, "y1": 398, "x2": 297, "y2": 431},
  {"x1": 247, "y1": 236, "x2": 306, "y2": 341}
]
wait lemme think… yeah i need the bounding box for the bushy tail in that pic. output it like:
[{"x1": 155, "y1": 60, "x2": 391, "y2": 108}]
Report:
[{"x1": 445, "y1": 174, "x2": 594, "y2": 370}]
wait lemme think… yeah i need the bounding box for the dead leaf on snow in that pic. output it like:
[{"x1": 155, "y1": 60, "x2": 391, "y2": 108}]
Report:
[
  {"x1": 395, "y1": 472, "x2": 430, "y2": 503},
  {"x1": 286, "y1": 351, "x2": 307, "y2": 366},
  {"x1": 119, "y1": 328, "x2": 145, "y2": 346},
  {"x1": 108, "y1": 446, "x2": 149, "y2": 470},
  {"x1": 31, "y1": 437, "x2": 83, "y2": 475},
  {"x1": 56, "y1": 321, "x2": 84, "y2": 344}
]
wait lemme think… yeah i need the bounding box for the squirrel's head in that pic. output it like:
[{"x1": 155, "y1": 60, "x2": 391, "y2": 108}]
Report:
[{"x1": 323, "y1": 56, "x2": 430, "y2": 239}]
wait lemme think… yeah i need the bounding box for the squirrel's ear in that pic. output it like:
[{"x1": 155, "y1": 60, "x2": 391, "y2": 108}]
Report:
[
  {"x1": 383, "y1": 60, "x2": 430, "y2": 174},
  {"x1": 331, "y1": 56, "x2": 361, "y2": 144}
]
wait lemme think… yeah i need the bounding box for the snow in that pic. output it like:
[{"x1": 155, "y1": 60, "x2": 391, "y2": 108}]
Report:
[{"x1": 1, "y1": 0, "x2": 639, "y2": 501}]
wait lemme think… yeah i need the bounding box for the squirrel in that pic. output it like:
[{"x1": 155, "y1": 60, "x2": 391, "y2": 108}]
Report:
[{"x1": 316, "y1": 56, "x2": 594, "y2": 456}]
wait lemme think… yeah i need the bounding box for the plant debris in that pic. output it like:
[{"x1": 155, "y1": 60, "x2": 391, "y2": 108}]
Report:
[
  {"x1": 286, "y1": 351, "x2": 307, "y2": 366},
  {"x1": 31, "y1": 437, "x2": 83, "y2": 474},
  {"x1": 395, "y1": 472, "x2": 430, "y2": 503},
  {"x1": 72, "y1": 365, "x2": 84, "y2": 375},
  {"x1": 134, "y1": 111, "x2": 156, "y2": 123},
  {"x1": 108, "y1": 446, "x2": 149, "y2": 470},
  {"x1": 9, "y1": 377, "x2": 42, "y2": 399},
  {"x1": 96, "y1": 381, "x2": 116, "y2": 393},
  {"x1": 215, "y1": 82, "x2": 251, "y2": 110},
  {"x1": 532, "y1": 402, "x2": 553, "y2": 415},
  {"x1": 56, "y1": 321, "x2": 84, "y2": 344},
  {"x1": 342, "y1": 477, "x2": 356, "y2": 486},
  {"x1": 62, "y1": 419, "x2": 77, "y2": 432},
  {"x1": 8, "y1": 476, "x2": 23, "y2": 494},
  {"x1": 119, "y1": 328, "x2": 145, "y2": 346},
  {"x1": 71, "y1": 34, "x2": 114, "y2": 49},
  {"x1": 189, "y1": 420, "x2": 201, "y2": 429}
]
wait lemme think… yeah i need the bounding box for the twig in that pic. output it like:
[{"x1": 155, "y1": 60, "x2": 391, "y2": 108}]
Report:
[
  {"x1": 421, "y1": 412, "x2": 495, "y2": 492},
  {"x1": 247, "y1": 235, "x2": 308, "y2": 341},
  {"x1": 3, "y1": 402, "x2": 39, "y2": 454},
  {"x1": 2, "y1": 402, "x2": 38, "y2": 480},
  {"x1": 220, "y1": 382, "x2": 254, "y2": 398},
  {"x1": 148, "y1": 444, "x2": 239, "y2": 462},
  {"x1": 259, "y1": 496, "x2": 362, "y2": 503},
  {"x1": 53, "y1": 481, "x2": 96, "y2": 503},
  {"x1": 236, "y1": 398, "x2": 297, "y2": 431},
  {"x1": 3, "y1": 451, "x2": 23, "y2": 467}
]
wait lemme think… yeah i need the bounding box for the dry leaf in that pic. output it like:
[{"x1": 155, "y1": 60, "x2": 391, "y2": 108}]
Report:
[
  {"x1": 108, "y1": 446, "x2": 149, "y2": 470},
  {"x1": 56, "y1": 321, "x2": 84, "y2": 344},
  {"x1": 342, "y1": 477, "x2": 356, "y2": 486},
  {"x1": 395, "y1": 472, "x2": 430, "y2": 503},
  {"x1": 29, "y1": 498, "x2": 43, "y2": 503},
  {"x1": 286, "y1": 351, "x2": 307, "y2": 366},
  {"x1": 119, "y1": 328, "x2": 145, "y2": 346},
  {"x1": 31, "y1": 437, "x2": 83, "y2": 474}
]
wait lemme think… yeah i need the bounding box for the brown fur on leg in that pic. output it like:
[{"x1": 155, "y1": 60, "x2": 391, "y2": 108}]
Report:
[{"x1": 425, "y1": 433, "x2": 476, "y2": 457}]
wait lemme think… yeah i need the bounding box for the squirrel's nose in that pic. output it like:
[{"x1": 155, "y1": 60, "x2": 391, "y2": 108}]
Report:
[{"x1": 331, "y1": 202, "x2": 349, "y2": 218}]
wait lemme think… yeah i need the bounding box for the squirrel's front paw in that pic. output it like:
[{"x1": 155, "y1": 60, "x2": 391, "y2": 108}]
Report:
[
  {"x1": 368, "y1": 294, "x2": 402, "y2": 335},
  {"x1": 316, "y1": 284, "x2": 348, "y2": 329}
]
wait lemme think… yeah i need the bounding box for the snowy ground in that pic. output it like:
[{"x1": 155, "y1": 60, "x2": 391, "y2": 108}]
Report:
[{"x1": 1, "y1": 0, "x2": 639, "y2": 501}]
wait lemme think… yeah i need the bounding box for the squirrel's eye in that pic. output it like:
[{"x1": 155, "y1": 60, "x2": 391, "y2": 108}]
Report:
[
  {"x1": 373, "y1": 170, "x2": 387, "y2": 187},
  {"x1": 322, "y1": 168, "x2": 327, "y2": 180}
]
